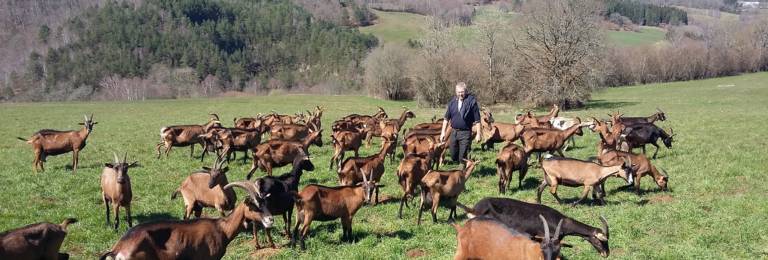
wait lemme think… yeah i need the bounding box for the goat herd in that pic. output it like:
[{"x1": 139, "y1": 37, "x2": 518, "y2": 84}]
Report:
[{"x1": 1, "y1": 104, "x2": 676, "y2": 259}]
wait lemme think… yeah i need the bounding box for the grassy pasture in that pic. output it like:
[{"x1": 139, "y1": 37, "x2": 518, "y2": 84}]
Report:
[
  {"x1": 606, "y1": 26, "x2": 667, "y2": 46},
  {"x1": 1, "y1": 73, "x2": 768, "y2": 259}
]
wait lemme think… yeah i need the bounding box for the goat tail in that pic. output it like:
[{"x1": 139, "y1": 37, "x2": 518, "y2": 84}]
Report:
[
  {"x1": 456, "y1": 202, "x2": 475, "y2": 219},
  {"x1": 170, "y1": 189, "x2": 181, "y2": 200},
  {"x1": 60, "y1": 218, "x2": 78, "y2": 230},
  {"x1": 99, "y1": 251, "x2": 115, "y2": 260}
]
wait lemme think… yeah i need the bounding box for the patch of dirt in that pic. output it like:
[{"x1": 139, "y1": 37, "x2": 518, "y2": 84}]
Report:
[
  {"x1": 406, "y1": 249, "x2": 427, "y2": 258},
  {"x1": 649, "y1": 194, "x2": 674, "y2": 204},
  {"x1": 250, "y1": 247, "x2": 281, "y2": 259}
]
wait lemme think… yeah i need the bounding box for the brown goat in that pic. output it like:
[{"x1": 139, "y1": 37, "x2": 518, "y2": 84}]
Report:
[
  {"x1": 418, "y1": 159, "x2": 478, "y2": 224},
  {"x1": 100, "y1": 182, "x2": 273, "y2": 260},
  {"x1": 337, "y1": 140, "x2": 394, "y2": 204},
  {"x1": 402, "y1": 134, "x2": 448, "y2": 169},
  {"x1": 17, "y1": 114, "x2": 97, "y2": 173},
  {"x1": 519, "y1": 118, "x2": 586, "y2": 158},
  {"x1": 270, "y1": 122, "x2": 321, "y2": 145},
  {"x1": 597, "y1": 146, "x2": 669, "y2": 194},
  {"x1": 290, "y1": 173, "x2": 377, "y2": 250},
  {"x1": 156, "y1": 114, "x2": 222, "y2": 159},
  {"x1": 453, "y1": 216, "x2": 562, "y2": 260},
  {"x1": 496, "y1": 143, "x2": 530, "y2": 194},
  {"x1": 537, "y1": 157, "x2": 633, "y2": 206},
  {"x1": 329, "y1": 129, "x2": 365, "y2": 170},
  {"x1": 199, "y1": 127, "x2": 263, "y2": 163},
  {"x1": 171, "y1": 159, "x2": 236, "y2": 219},
  {"x1": 234, "y1": 114, "x2": 266, "y2": 131},
  {"x1": 0, "y1": 218, "x2": 77, "y2": 260},
  {"x1": 101, "y1": 153, "x2": 139, "y2": 231},
  {"x1": 396, "y1": 152, "x2": 434, "y2": 219},
  {"x1": 249, "y1": 129, "x2": 322, "y2": 178},
  {"x1": 478, "y1": 116, "x2": 526, "y2": 150},
  {"x1": 515, "y1": 105, "x2": 559, "y2": 125}
]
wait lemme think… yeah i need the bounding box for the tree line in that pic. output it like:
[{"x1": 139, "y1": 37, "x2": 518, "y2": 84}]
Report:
[
  {"x1": 605, "y1": 0, "x2": 688, "y2": 26},
  {"x1": 3, "y1": 0, "x2": 377, "y2": 101}
]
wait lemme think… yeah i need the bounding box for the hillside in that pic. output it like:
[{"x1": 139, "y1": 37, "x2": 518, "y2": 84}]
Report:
[{"x1": 1, "y1": 72, "x2": 767, "y2": 259}]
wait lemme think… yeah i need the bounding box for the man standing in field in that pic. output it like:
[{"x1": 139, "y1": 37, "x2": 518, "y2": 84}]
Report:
[{"x1": 440, "y1": 82, "x2": 481, "y2": 165}]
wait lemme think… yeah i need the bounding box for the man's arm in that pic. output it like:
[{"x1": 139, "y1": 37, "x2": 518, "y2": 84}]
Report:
[{"x1": 441, "y1": 100, "x2": 452, "y2": 142}]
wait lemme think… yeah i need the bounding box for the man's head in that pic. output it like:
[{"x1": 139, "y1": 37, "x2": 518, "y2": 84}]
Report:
[{"x1": 455, "y1": 82, "x2": 467, "y2": 101}]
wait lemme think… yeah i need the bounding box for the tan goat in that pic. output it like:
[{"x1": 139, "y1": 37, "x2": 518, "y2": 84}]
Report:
[
  {"x1": 17, "y1": 114, "x2": 97, "y2": 173},
  {"x1": 101, "y1": 152, "x2": 139, "y2": 230},
  {"x1": 453, "y1": 215, "x2": 562, "y2": 260},
  {"x1": 418, "y1": 158, "x2": 478, "y2": 225},
  {"x1": 537, "y1": 157, "x2": 633, "y2": 206},
  {"x1": 496, "y1": 142, "x2": 530, "y2": 194},
  {"x1": 171, "y1": 159, "x2": 236, "y2": 219}
]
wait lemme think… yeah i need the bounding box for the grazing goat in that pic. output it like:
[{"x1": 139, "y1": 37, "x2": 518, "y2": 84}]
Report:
[
  {"x1": 0, "y1": 218, "x2": 77, "y2": 260},
  {"x1": 458, "y1": 197, "x2": 611, "y2": 257},
  {"x1": 249, "y1": 129, "x2": 322, "y2": 178},
  {"x1": 199, "y1": 127, "x2": 263, "y2": 163},
  {"x1": 397, "y1": 152, "x2": 434, "y2": 219},
  {"x1": 270, "y1": 122, "x2": 322, "y2": 147},
  {"x1": 618, "y1": 108, "x2": 667, "y2": 125},
  {"x1": 17, "y1": 114, "x2": 97, "y2": 173},
  {"x1": 519, "y1": 118, "x2": 585, "y2": 158},
  {"x1": 597, "y1": 146, "x2": 669, "y2": 194},
  {"x1": 100, "y1": 182, "x2": 272, "y2": 260},
  {"x1": 101, "y1": 152, "x2": 139, "y2": 230},
  {"x1": 618, "y1": 123, "x2": 675, "y2": 159},
  {"x1": 537, "y1": 157, "x2": 633, "y2": 206},
  {"x1": 337, "y1": 139, "x2": 394, "y2": 204},
  {"x1": 156, "y1": 114, "x2": 222, "y2": 159},
  {"x1": 251, "y1": 153, "x2": 315, "y2": 240},
  {"x1": 496, "y1": 143, "x2": 530, "y2": 194},
  {"x1": 290, "y1": 172, "x2": 378, "y2": 250},
  {"x1": 329, "y1": 129, "x2": 365, "y2": 170},
  {"x1": 453, "y1": 216, "x2": 562, "y2": 260},
  {"x1": 171, "y1": 159, "x2": 236, "y2": 219},
  {"x1": 418, "y1": 159, "x2": 477, "y2": 225}
]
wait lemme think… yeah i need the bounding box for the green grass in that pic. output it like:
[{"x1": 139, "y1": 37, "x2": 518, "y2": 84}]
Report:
[
  {"x1": 606, "y1": 26, "x2": 667, "y2": 46},
  {"x1": 2, "y1": 73, "x2": 768, "y2": 259},
  {"x1": 359, "y1": 10, "x2": 428, "y2": 46}
]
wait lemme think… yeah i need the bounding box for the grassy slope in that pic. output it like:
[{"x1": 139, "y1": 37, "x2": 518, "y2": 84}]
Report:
[
  {"x1": 360, "y1": 7, "x2": 665, "y2": 47},
  {"x1": 359, "y1": 10, "x2": 427, "y2": 46},
  {"x1": 606, "y1": 26, "x2": 667, "y2": 46},
  {"x1": 1, "y1": 73, "x2": 768, "y2": 259}
]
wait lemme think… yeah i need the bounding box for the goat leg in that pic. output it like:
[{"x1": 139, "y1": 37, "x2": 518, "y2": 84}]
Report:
[
  {"x1": 398, "y1": 194, "x2": 406, "y2": 219},
  {"x1": 113, "y1": 205, "x2": 120, "y2": 231},
  {"x1": 417, "y1": 190, "x2": 426, "y2": 225},
  {"x1": 266, "y1": 227, "x2": 276, "y2": 249},
  {"x1": 651, "y1": 142, "x2": 660, "y2": 159},
  {"x1": 190, "y1": 143, "x2": 195, "y2": 158},
  {"x1": 431, "y1": 193, "x2": 440, "y2": 223},
  {"x1": 571, "y1": 186, "x2": 591, "y2": 207},
  {"x1": 536, "y1": 181, "x2": 548, "y2": 204},
  {"x1": 104, "y1": 198, "x2": 111, "y2": 227},
  {"x1": 126, "y1": 205, "x2": 133, "y2": 227},
  {"x1": 71, "y1": 150, "x2": 79, "y2": 174}
]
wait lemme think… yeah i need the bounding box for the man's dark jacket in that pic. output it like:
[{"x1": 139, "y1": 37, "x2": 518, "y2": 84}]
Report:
[{"x1": 444, "y1": 93, "x2": 481, "y2": 130}]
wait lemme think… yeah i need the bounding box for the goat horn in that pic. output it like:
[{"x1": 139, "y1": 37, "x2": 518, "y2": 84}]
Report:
[
  {"x1": 113, "y1": 152, "x2": 120, "y2": 164},
  {"x1": 539, "y1": 215, "x2": 550, "y2": 244},
  {"x1": 84, "y1": 115, "x2": 88, "y2": 122},
  {"x1": 209, "y1": 113, "x2": 220, "y2": 121},
  {"x1": 361, "y1": 168, "x2": 369, "y2": 183},
  {"x1": 124, "y1": 152, "x2": 128, "y2": 164},
  {"x1": 224, "y1": 182, "x2": 261, "y2": 206},
  {"x1": 554, "y1": 218, "x2": 563, "y2": 241},
  {"x1": 657, "y1": 107, "x2": 663, "y2": 113},
  {"x1": 599, "y1": 216, "x2": 610, "y2": 240}
]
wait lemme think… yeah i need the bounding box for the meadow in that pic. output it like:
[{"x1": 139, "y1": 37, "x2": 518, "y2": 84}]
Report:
[{"x1": 1, "y1": 72, "x2": 767, "y2": 259}]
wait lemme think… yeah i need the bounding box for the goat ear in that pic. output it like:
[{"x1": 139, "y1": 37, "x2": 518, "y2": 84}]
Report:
[
  {"x1": 202, "y1": 167, "x2": 212, "y2": 171},
  {"x1": 221, "y1": 167, "x2": 230, "y2": 173},
  {"x1": 376, "y1": 184, "x2": 386, "y2": 188},
  {"x1": 78, "y1": 123, "x2": 85, "y2": 125},
  {"x1": 92, "y1": 122, "x2": 99, "y2": 124},
  {"x1": 128, "y1": 161, "x2": 140, "y2": 168},
  {"x1": 105, "y1": 163, "x2": 115, "y2": 168}
]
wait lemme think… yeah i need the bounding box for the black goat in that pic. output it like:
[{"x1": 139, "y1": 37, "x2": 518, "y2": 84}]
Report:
[
  {"x1": 619, "y1": 123, "x2": 675, "y2": 159},
  {"x1": 458, "y1": 197, "x2": 611, "y2": 258},
  {"x1": 253, "y1": 154, "x2": 315, "y2": 238}
]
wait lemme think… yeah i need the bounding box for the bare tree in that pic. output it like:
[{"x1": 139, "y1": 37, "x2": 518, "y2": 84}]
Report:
[
  {"x1": 512, "y1": 0, "x2": 605, "y2": 108},
  {"x1": 363, "y1": 44, "x2": 414, "y2": 100}
]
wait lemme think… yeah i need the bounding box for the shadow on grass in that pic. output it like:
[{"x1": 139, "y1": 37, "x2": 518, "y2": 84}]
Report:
[
  {"x1": 474, "y1": 165, "x2": 497, "y2": 178},
  {"x1": 376, "y1": 230, "x2": 413, "y2": 240},
  {"x1": 134, "y1": 212, "x2": 177, "y2": 224},
  {"x1": 506, "y1": 178, "x2": 542, "y2": 193},
  {"x1": 545, "y1": 197, "x2": 621, "y2": 207},
  {"x1": 572, "y1": 99, "x2": 640, "y2": 111}
]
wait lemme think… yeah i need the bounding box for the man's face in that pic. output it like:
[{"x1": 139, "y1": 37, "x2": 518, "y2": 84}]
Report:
[{"x1": 456, "y1": 87, "x2": 466, "y2": 100}]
